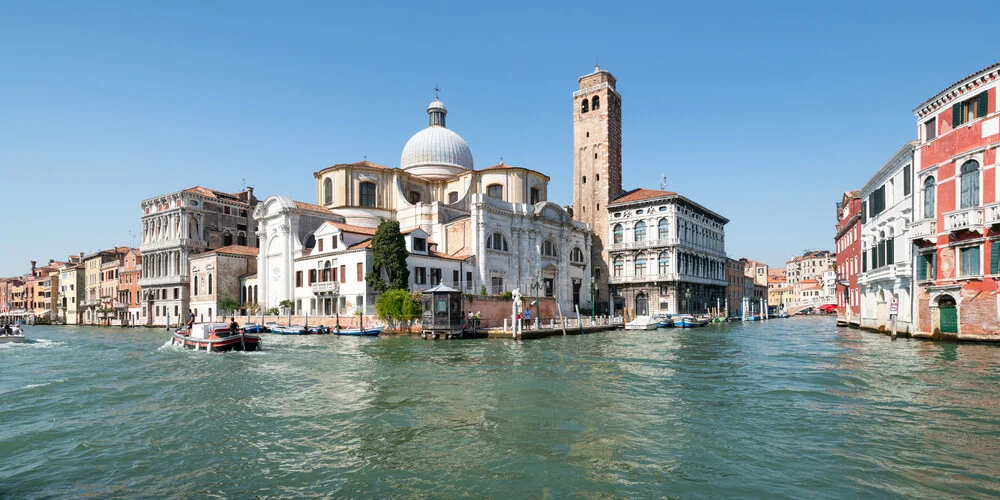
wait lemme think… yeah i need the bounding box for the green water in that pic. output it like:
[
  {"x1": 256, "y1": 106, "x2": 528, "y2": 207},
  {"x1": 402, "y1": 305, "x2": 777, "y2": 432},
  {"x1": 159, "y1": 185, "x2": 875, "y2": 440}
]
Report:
[{"x1": 2, "y1": 317, "x2": 999, "y2": 498}]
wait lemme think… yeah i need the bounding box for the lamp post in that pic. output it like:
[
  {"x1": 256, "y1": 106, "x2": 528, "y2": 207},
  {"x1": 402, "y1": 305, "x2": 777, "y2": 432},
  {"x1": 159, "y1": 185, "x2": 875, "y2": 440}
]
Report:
[
  {"x1": 589, "y1": 280, "x2": 597, "y2": 323},
  {"x1": 531, "y1": 273, "x2": 541, "y2": 329}
]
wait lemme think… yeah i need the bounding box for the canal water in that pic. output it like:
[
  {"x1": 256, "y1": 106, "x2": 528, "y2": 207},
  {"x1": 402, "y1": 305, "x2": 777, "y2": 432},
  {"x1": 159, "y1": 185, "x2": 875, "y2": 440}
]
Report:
[{"x1": 2, "y1": 317, "x2": 999, "y2": 498}]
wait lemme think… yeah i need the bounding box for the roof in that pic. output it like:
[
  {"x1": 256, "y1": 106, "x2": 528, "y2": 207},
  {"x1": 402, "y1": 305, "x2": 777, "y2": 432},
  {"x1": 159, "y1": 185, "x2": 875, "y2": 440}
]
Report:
[
  {"x1": 238, "y1": 272, "x2": 257, "y2": 280},
  {"x1": 348, "y1": 239, "x2": 373, "y2": 250},
  {"x1": 610, "y1": 188, "x2": 677, "y2": 205},
  {"x1": 914, "y1": 61, "x2": 1000, "y2": 113},
  {"x1": 294, "y1": 201, "x2": 332, "y2": 214},
  {"x1": 202, "y1": 245, "x2": 259, "y2": 257},
  {"x1": 423, "y1": 284, "x2": 459, "y2": 293},
  {"x1": 428, "y1": 251, "x2": 473, "y2": 262},
  {"x1": 183, "y1": 186, "x2": 246, "y2": 202},
  {"x1": 324, "y1": 221, "x2": 378, "y2": 236}
]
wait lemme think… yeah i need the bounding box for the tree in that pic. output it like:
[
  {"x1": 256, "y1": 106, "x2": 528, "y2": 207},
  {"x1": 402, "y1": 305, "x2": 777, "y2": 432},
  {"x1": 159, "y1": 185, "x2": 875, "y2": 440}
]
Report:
[
  {"x1": 366, "y1": 219, "x2": 410, "y2": 293},
  {"x1": 375, "y1": 289, "x2": 421, "y2": 331},
  {"x1": 246, "y1": 302, "x2": 262, "y2": 315},
  {"x1": 218, "y1": 293, "x2": 239, "y2": 317},
  {"x1": 279, "y1": 299, "x2": 295, "y2": 315}
]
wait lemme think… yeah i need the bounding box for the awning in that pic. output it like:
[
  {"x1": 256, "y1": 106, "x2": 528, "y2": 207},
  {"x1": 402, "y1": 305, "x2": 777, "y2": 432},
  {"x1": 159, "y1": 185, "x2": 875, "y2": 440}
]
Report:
[
  {"x1": 34, "y1": 309, "x2": 51, "y2": 316},
  {"x1": 817, "y1": 304, "x2": 837, "y2": 313}
]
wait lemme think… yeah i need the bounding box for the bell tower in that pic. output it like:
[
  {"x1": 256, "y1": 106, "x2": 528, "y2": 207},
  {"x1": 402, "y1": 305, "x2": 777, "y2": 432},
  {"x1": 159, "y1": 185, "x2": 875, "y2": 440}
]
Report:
[{"x1": 573, "y1": 66, "x2": 622, "y2": 313}]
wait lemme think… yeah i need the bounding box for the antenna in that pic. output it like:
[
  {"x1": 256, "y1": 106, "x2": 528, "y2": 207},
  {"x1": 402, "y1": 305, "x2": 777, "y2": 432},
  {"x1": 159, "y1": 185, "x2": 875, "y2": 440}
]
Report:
[
  {"x1": 242, "y1": 177, "x2": 246, "y2": 191},
  {"x1": 659, "y1": 174, "x2": 667, "y2": 191},
  {"x1": 499, "y1": 156, "x2": 503, "y2": 164}
]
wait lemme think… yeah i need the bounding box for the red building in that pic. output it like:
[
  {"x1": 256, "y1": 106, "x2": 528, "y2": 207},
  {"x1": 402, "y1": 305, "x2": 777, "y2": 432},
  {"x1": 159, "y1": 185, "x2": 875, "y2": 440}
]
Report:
[
  {"x1": 118, "y1": 249, "x2": 142, "y2": 326},
  {"x1": 834, "y1": 190, "x2": 862, "y2": 326},
  {"x1": 912, "y1": 62, "x2": 1000, "y2": 338}
]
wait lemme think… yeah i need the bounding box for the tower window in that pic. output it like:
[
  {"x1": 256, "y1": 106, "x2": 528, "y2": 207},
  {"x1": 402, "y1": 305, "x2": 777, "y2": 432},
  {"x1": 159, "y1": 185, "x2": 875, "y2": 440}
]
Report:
[
  {"x1": 324, "y1": 178, "x2": 333, "y2": 205},
  {"x1": 594, "y1": 153, "x2": 598, "y2": 159},
  {"x1": 582, "y1": 176, "x2": 587, "y2": 184},
  {"x1": 359, "y1": 182, "x2": 376, "y2": 207},
  {"x1": 592, "y1": 96, "x2": 600, "y2": 110},
  {"x1": 581, "y1": 99, "x2": 589, "y2": 113},
  {"x1": 595, "y1": 174, "x2": 599, "y2": 181},
  {"x1": 487, "y1": 184, "x2": 503, "y2": 199},
  {"x1": 586, "y1": 132, "x2": 590, "y2": 138}
]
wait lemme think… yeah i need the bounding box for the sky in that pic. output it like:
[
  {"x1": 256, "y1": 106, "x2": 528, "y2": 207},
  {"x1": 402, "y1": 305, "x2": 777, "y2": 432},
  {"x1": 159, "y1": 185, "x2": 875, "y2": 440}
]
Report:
[{"x1": 2, "y1": 0, "x2": 1000, "y2": 276}]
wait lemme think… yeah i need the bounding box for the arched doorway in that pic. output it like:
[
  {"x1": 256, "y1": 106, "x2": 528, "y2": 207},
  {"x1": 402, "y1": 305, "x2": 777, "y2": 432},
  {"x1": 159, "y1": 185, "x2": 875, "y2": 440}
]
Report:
[
  {"x1": 635, "y1": 293, "x2": 648, "y2": 316},
  {"x1": 938, "y1": 294, "x2": 957, "y2": 334}
]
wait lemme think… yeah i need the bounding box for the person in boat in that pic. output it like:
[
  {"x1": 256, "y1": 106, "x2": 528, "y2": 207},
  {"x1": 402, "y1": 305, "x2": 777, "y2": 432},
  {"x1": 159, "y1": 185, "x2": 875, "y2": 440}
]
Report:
[
  {"x1": 228, "y1": 317, "x2": 240, "y2": 337},
  {"x1": 187, "y1": 311, "x2": 195, "y2": 329},
  {"x1": 11, "y1": 325, "x2": 22, "y2": 335},
  {"x1": 2, "y1": 324, "x2": 9, "y2": 336}
]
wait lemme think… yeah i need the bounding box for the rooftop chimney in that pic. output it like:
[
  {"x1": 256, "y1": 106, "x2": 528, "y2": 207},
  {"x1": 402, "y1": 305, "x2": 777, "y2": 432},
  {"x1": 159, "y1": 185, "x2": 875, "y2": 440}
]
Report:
[{"x1": 30, "y1": 260, "x2": 36, "y2": 272}]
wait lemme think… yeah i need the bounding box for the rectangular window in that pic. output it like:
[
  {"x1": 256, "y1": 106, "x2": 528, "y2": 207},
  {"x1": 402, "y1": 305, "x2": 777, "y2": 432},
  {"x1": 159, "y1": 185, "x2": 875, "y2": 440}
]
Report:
[
  {"x1": 309, "y1": 269, "x2": 317, "y2": 284},
  {"x1": 491, "y1": 276, "x2": 504, "y2": 294},
  {"x1": 296, "y1": 271, "x2": 303, "y2": 288},
  {"x1": 861, "y1": 201, "x2": 867, "y2": 224},
  {"x1": 453, "y1": 270, "x2": 459, "y2": 285},
  {"x1": 174, "y1": 288, "x2": 179, "y2": 299},
  {"x1": 430, "y1": 268, "x2": 442, "y2": 286},
  {"x1": 925, "y1": 117, "x2": 936, "y2": 140},
  {"x1": 340, "y1": 265, "x2": 346, "y2": 283},
  {"x1": 357, "y1": 262, "x2": 363, "y2": 281},
  {"x1": 960, "y1": 246, "x2": 981, "y2": 277},
  {"x1": 318, "y1": 239, "x2": 323, "y2": 252},
  {"x1": 530, "y1": 187, "x2": 540, "y2": 204},
  {"x1": 903, "y1": 165, "x2": 911, "y2": 196},
  {"x1": 413, "y1": 238, "x2": 427, "y2": 252},
  {"x1": 466, "y1": 271, "x2": 473, "y2": 290},
  {"x1": 356, "y1": 295, "x2": 364, "y2": 312},
  {"x1": 415, "y1": 267, "x2": 426, "y2": 285},
  {"x1": 331, "y1": 268, "x2": 337, "y2": 282},
  {"x1": 992, "y1": 241, "x2": 1000, "y2": 275},
  {"x1": 331, "y1": 237, "x2": 338, "y2": 249},
  {"x1": 954, "y1": 92, "x2": 989, "y2": 127}
]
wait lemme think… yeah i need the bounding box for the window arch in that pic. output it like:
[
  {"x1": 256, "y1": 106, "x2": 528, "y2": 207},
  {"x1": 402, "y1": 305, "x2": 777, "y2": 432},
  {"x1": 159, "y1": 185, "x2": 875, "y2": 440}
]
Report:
[
  {"x1": 581, "y1": 99, "x2": 589, "y2": 113},
  {"x1": 487, "y1": 184, "x2": 503, "y2": 199},
  {"x1": 635, "y1": 254, "x2": 647, "y2": 276},
  {"x1": 960, "y1": 160, "x2": 980, "y2": 209},
  {"x1": 487, "y1": 232, "x2": 509, "y2": 251},
  {"x1": 634, "y1": 221, "x2": 647, "y2": 242},
  {"x1": 613, "y1": 256, "x2": 623, "y2": 277},
  {"x1": 541, "y1": 240, "x2": 557, "y2": 257},
  {"x1": 592, "y1": 96, "x2": 600, "y2": 110},
  {"x1": 658, "y1": 219, "x2": 669, "y2": 240},
  {"x1": 658, "y1": 252, "x2": 670, "y2": 274},
  {"x1": 223, "y1": 231, "x2": 233, "y2": 246},
  {"x1": 923, "y1": 176, "x2": 936, "y2": 219},
  {"x1": 448, "y1": 191, "x2": 459, "y2": 204},
  {"x1": 570, "y1": 247, "x2": 585, "y2": 263},
  {"x1": 359, "y1": 182, "x2": 376, "y2": 207},
  {"x1": 613, "y1": 224, "x2": 623, "y2": 244},
  {"x1": 237, "y1": 232, "x2": 247, "y2": 246},
  {"x1": 324, "y1": 178, "x2": 333, "y2": 205},
  {"x1": 193, "y1": 275, "x2": 199, "y2": 296},
  {"x1": 207, "y1": 273, "x2": 213, "y2": 295}
]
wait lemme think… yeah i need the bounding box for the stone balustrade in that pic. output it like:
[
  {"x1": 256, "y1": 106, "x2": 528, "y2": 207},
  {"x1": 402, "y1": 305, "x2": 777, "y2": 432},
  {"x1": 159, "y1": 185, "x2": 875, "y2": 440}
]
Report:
[{"x1": 943, "y1": 207, "x2": 984, "y2": 233}]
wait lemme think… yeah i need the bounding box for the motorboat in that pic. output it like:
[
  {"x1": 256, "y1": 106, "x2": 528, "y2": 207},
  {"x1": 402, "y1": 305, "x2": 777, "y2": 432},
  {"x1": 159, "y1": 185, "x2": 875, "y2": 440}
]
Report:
[
  {"x1": 674, "y1": 315, "x2": 709, "y2": 328},
  {"x1": 305, "y1": 325, "x2": 330, "y2": 334},
  {"x1": 654, "y1": 314, "x2": 673, "y2": 328},
  {"x1": 0, "y1": 329, "x2": 25, "y2": 344},
  {"x1": 333, "y1": 326, "x2": 383, "y2": 336},
  {"x1": 624, "y1": 316, "x2": 660, "y2": 331},
  {"x1": 242, "y1": 323, "x2": 269, "y2": 334},
  {"x1": 269, "y1": 325, "x2": 308, "y2": 335},
  {"x1": 171, "y1": 323, "x2": 261, "y2": 352}
]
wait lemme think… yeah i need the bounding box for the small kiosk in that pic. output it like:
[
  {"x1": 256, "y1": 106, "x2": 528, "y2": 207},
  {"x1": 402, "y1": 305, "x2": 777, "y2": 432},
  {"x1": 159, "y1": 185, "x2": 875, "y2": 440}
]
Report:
[{"x1": 421, "y1": 284, "x2": 464, "y2": 339}]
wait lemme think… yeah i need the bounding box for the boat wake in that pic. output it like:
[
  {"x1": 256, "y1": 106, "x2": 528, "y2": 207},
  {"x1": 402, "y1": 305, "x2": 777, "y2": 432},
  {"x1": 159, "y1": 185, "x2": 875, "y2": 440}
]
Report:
[{"x1": 0, "y1": 338, "x2": 63, "y2": 349}]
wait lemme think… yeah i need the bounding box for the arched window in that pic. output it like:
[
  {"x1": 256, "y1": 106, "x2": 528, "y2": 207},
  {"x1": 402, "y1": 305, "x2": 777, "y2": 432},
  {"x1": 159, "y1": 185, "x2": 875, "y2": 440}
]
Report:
[
  {"x1": 304, "y1": 234, "x2": 316, "y2": 249},
  {"x1": 542, "y1": 240, "x2": 557, "y2": 257},
  {"x1": 960, "y1": 160, "x2": 980, "y2": 209},
  {"x1": 613, "y1": 256, "x2": 623, "y2": 277},
  {"x1": 253, "y1": 285, "x2": 257, "y2": 304},
  {"x1": 223, "y1": 231, "x2": 233, "y2": 246},
  {"x1": 571, "y1": 247, "x2": 584, "y2": 263},
  {"x1": 581, "y1": 99, "x2": 589, "y2": 113},
  {"x1": 208, "y1": 273, "x2": 213, "y2": 295},
  {"x1": 487, "y1": 232, "x2": 509, "y2": 251},
  {"x1": 324, "y1": 178, "x2": 333, "y2": 205},
  {"x1": 359, "y1": 182, "x2": 376, "y2": 207},
  {"x1": 487, "y1": 184, "x2": 503, "y2": 199},
  {"x1": 923, "y1": 176, "x2": 936, "y2": 219},
  {"x1": 658, "y1": 219, "x2": 669, "y2": 240},
  {"x1": 635, "y1": 254, "x2": 647, "y2": 276},
  {"x1": 448, "y1": 191, "x2": 459, "y2": 204},
  {"x1": 323, "y1": 261, "x2": 332, "y2": 282},
  {"x1": 634, "y1": 221, "x2": 646, "y2": 242},
  {"x1": 613, "y1": 224, "x2": 623, "y2": 244},
  {"x1": 237, "y1": 233, "x2": 247, "y2": 246},
  {"x1": 193, "y1": 275, "x2": 198, "y2": 296},
  {"x1": 658, "y1": 252, "x2": 670, "y2": 274},
  {"x1": 592, "y1": 96, "x2": 600, "y2": 110}
]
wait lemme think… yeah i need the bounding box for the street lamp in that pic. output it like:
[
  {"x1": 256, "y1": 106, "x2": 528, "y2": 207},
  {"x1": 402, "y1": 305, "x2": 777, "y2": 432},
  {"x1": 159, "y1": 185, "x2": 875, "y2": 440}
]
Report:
[
  {"x1": 589, "y1": 280, "x2": 598, "y2": 323},
  {"x1": 531, "y1": 273, "x2": 541, "y2": 329}
]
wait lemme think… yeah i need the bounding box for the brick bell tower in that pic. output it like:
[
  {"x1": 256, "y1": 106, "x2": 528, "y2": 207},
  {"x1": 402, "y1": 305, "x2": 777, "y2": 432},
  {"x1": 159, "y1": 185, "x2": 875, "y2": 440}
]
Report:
[{"x1": 572, "y1": 66, "x2": 622, "y2": 314}]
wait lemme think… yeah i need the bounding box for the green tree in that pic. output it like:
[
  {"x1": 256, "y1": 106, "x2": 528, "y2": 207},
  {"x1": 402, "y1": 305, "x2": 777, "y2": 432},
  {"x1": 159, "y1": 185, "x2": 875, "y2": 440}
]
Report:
[
  {"x1": 366, "y1": 219, "x2": 410, "y2": 293},
  {"x1": 279, "y1": 299, "x2": 295, "y2": 315},
  {"x1": 375, "y1": 289, "x2": 421, "y2": 331},
  {"x1": 246, "y1": 302, "x2": 262, "y2": 315},
  {"x1": 218, "y1": 292, "x2": 239, "y2": 316}
]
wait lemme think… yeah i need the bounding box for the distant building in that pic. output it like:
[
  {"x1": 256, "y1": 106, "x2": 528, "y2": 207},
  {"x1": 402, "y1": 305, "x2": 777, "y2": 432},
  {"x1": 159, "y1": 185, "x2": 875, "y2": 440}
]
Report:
[
  {"x1": 189, "y1": 245, "x2": 257, "y2": 322},
  {"x1": 57, "y1": 255, "x2": 85, "y2": 324},
  {"x1": 835, "y1": 190, "x2": 862, "y2": 326},
  {"x1": 118, "y1": 248, "x2": 142, "y2": 326},
  {"x1": 785, "y1": 250, "x2": 836, "y2": 312},
  {"x1": 726, "y1": 258, "x2": 745, "y2": 315}
]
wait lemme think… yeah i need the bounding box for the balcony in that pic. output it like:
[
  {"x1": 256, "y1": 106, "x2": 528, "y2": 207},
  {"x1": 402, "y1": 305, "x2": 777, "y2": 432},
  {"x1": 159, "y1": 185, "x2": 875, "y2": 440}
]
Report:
[
  {"x1": 137, "y1": 275, "x2": 190, "y2": 287},
  {"x1": 608, "y1": 237, "x2": 680, "y2": 251},
  {"x1": 943, "y1": 207, "x2": 984, "y2": 234},
  {"x1": 985, "y1": 202, "x2": 1000, "y2": 227},
  {"x1": 907, "y1": 219, "x2": 937, "y2": 243},
  {"x1": 311, "y1": 281, "x2": 340, "y2": 295},
  {"x1": 610, "y1": 273, "x2": 678, "y2": 284},
  {"x1": 141, "y1": 238, "x2": 208, "y2": 252}
]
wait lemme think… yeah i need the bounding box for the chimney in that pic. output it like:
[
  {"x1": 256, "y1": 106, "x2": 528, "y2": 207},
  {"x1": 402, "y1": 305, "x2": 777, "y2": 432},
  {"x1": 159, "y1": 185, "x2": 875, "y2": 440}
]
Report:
[
  {"x1": 30, "y1": 261, "x2": 36, "y2": 272},
  {"x1": 49, "y1": 259, "x2": 54, "y2": 264}
]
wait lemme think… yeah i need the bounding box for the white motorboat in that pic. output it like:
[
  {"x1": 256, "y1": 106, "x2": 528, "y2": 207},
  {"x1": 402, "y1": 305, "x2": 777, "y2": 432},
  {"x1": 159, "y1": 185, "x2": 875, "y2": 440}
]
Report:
[{"x1": 624, "y1": 315, "x2": 660, "y2": 330}]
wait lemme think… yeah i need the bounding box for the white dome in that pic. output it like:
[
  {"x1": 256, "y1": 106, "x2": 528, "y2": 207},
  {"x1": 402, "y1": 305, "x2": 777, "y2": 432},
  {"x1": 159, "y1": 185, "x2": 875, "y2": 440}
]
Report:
[{"x1": 399, "y1": 100, "x2": 473, "y2": 180}]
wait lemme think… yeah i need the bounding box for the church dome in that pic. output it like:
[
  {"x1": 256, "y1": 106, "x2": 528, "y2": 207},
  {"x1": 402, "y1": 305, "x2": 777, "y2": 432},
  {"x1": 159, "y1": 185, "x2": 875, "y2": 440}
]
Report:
[{"x1": 400, "y1": 100, "x2": 473, "y2": 180}]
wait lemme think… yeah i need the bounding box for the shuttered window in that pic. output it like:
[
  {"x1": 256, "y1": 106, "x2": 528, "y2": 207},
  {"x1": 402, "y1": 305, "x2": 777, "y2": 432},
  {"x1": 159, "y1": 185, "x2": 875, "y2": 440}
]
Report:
[
  {"x1": 991, "y1": 241, "x2": 1000, "y2": 275},
  {"x1": 903, "y1": 165, "x2": 911, "y2": 196},
  {"x1": 960, "y1": 246, "x2": 981, "y2": 277},
  {"x1": 977, "y1": 92, "x2": 989, "y2": 118},
  {"x1": 917, "y1": 254, "x2": 927, "y2": 280},
  {"x1": 954, "y1": 101, "x2": 964, "y2": 127},
  {"x1": 960, "y1": 160, "x2": 980, "y2": 209}
]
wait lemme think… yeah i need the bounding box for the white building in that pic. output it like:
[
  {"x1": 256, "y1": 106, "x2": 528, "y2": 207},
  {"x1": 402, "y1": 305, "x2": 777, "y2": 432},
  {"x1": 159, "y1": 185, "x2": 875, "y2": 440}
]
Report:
[
  {"x1": 255, "y1": 98, "x2": 592, "y2": 315},
  {"x1": 607, "y1": 188, "x2": 729, "y2": 316},
  {"x1": 858, "y1": 141, "x2": 917, "y2": 333}
]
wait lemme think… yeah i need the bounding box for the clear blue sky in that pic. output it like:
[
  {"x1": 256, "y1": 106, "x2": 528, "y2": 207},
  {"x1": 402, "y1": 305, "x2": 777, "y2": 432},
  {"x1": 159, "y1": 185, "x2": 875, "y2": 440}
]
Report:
[{"x1": 2, "y1": 1, "x2": 999, "y2": 276}]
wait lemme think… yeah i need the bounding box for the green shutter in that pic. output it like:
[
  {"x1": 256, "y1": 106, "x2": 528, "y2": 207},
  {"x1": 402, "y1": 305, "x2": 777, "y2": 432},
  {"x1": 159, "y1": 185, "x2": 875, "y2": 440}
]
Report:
[
  {"x1": 953, "y1": 101, "x2": 964, "y2": 127},
  {"x1": 978, "y1": 92, "x2": 989, "y2": 118},
  {"x1": 940, "y1": 305, "x2": 958, "y2": 334},
  {"x1": 991, "y1": 241, "x2": 1000, "y2": 275},
  {"x1": 917, "y1": 255, "x2": 927, "y2": 280}
]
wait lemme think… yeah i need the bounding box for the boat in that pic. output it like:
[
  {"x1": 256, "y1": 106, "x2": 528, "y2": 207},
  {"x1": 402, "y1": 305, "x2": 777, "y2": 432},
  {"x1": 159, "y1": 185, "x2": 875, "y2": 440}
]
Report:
[
  {"x1": 0, "y1": 333, "x2": 25, "y2": 344},
  {"x1": 242, "y1": 323, "x2": 269, "y2": 334},
  {"x1": 171, "y1": 323, "x2": 261, "y2": 352},
  {"x1": 624, "y1": 316, "x2": 660, "y2": 330},
  {"x1": 305, "y1": 325, "x2": 330, "y2": 334},
  {"x1": 333, "y1": 326, "x2": 383, "y2": 336},
  {"x1": 269, "y1": 325, "x2": 308, "y2": 335},
  {"x1": 674, "y1": 315, "x2": 709, "y2": 328},
  {"x1": 654, "y1": 314, "x2": 673, "y2": 328}
]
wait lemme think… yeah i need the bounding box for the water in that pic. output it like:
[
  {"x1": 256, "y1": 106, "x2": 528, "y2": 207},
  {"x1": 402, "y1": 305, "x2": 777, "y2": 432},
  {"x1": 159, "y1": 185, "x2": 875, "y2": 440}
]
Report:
[{"x1": 2, "y1": 317, "x2": 1000, "y2": 498}]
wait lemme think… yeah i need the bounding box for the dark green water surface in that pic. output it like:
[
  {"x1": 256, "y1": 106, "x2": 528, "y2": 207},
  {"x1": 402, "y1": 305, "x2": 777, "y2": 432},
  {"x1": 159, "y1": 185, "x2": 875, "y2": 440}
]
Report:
[{"x1": 2, "y1": 317, "x2": 999, "y2": 498}]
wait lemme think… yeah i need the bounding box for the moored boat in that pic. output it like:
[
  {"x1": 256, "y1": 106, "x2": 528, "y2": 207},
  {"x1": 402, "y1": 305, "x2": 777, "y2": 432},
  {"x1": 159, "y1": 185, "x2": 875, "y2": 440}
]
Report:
[
  {"x1": 242, "y1": 323, "x2": 269, "y2": 334},
  {"x1": 269, "y1": 325, "x2": 308, "y2": 335},
  {"x1": 171, "y1": 323, "x2": 261, "y2": 352},
  {"x1": 654, "y1": 314, "x2": 673, "y2": 328},
  {"x1": 305, "y1": 325, "x2": 330, "y2": 334},
  {"x1": 333, "y1": 326, "x2": 382, "y2": 336},
  {"x1": 674, "y1": 315, "x2": 709, "y2": 328},
  {"x1": 0, "y1": 334, "x2": 26, "y2": 344},
  {"x1": 625, "y1": 316, "x2": 660, "y2": 331}
]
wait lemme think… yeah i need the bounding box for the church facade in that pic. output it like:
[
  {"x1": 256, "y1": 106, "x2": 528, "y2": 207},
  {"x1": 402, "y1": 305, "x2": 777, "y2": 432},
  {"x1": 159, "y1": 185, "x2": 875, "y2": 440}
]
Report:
[{"x1": 255, "y1": 97, "x2": 593, "y2": 316}]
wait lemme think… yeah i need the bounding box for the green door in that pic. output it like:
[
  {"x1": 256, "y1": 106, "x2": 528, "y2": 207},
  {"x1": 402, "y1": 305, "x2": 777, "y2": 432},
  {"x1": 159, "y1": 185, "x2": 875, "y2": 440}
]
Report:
[{"x1": 939, "y1": 296, "x2": 958, "y2": 334}]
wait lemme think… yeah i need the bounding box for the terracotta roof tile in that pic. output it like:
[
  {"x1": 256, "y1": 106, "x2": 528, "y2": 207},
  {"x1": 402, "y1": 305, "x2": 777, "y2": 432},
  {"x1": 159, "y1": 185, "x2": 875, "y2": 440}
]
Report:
[
  {"x1": 204, "y1": 245, "x2": 259, "y2": 257},
  {"x1": 294, "y1": 201, "x2": 332, "y2": 214},
  {"x1": 915, "y1": 61, "x2": 1000, "y2": 112},
  {"x1": 609, "y1": 188, "x2": 677, "y2": 205},
  {"x1": 349, "y1": 239, "x2": 373, "y2": 250},
  {"x1": 325, "y1": 221, "x2": 378, "y2": 236},
  {"x1": 428, "y1": 250, "x2": 473, "y2": 262},
  {"x1": 481, "y1": 162, "x2": 513, "y2": 171}
]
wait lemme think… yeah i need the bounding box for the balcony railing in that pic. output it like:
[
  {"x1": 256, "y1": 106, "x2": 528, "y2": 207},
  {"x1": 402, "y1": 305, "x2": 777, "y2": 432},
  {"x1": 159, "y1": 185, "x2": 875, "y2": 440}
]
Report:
[
  {"x1": 985, "y1": 202, "x2": 1000, "y2": 227},
  {"x1": 137, "y1": 275, "x2": 190, "y2": 287},
  {"x1": 907, "y1": 219, "x2": 937, "y2": 243},
  {"x1": 141, "y1": 238, "x2": 208, "y2": 252},
  {"x1": 609, "y1": 272, "x2": 678, "y2": 284},
  {"x1": 310, "y1": 281, "x2": 340, "y2": 295},
  {"x1": 943, "y1": 207, "x2": 984, "y2": 233},
  {"x1": 608, "y1": 237, "x2": 680, "y2": 251}
]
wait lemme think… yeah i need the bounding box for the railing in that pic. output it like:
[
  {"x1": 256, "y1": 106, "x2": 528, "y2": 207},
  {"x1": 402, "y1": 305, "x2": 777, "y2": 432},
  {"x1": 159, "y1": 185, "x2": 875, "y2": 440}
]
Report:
[
  {"x1": 140, "y1": 238, "x2": 208, "y2": 252},
  {"x1": 137, "y1": 275, "x2": 190, "y2": 287},
  {"x1": 985, "y1": 202, "x2": 1000, "y2": 227},
  {"x1": 608, "y1": 237, "x2": 680, "y2": 251},
  {"x1": 907, "y1": 219, "x2": 937, "y2": 242},
  {"x1": 943, "y1": 207, "x2": 984, "y2": 233},
  {"x1": 310, "y1": 281, "x2": 340, "y2": 295},
  {"x1": 610, "y1": 273, "x2": 678, "y2": 284}
]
